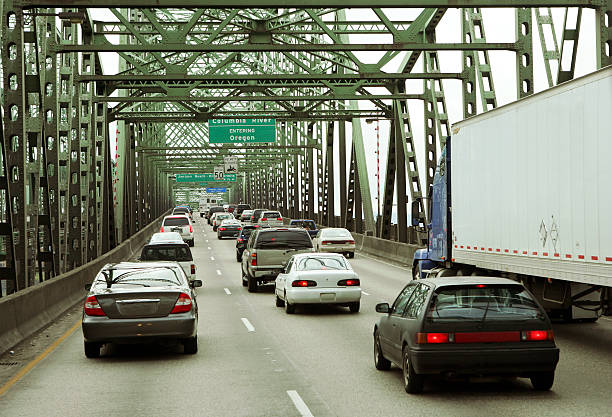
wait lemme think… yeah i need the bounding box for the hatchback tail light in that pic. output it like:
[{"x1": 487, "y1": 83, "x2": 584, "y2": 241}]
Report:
[
  {"x1": 191, "y1": 264, "x2": 196, "y2": 275},
  {"x1": 189, "y1": 224, "x2": 193, "y2": 233},
  {"x1": 251, "y1": 253, "x2": 257, "y2": 266},
  {"x1": 416, "y1": 332, "x2": 451, "y2": 344},
  {"x1": 84, "y1": 295, "x2": 106, "y2": 316},
  {"x1": 261, "y1": 218, "x2": 267, "y2": 221},
  {"x1": 220, "y1": 227, "x2": 226, "y2": 231},
  {"x1": 337, "y1": 279, "x2": 360, "y2": 286},
  {"x1": 348, "y1": 240, "x2": 355, "y2": 244},
  {"x1": 171, "y1": 293, "x2": 193, "y2": 314},
  {"x1": 292, "y1": 280, "x2": 317, "y2": 287},
  {"x1": 160, "y1": 226, "x2": 164, "y2": 232},
  {"x1": 522, "y1": 330, "x2": 554, "y2": 341}
]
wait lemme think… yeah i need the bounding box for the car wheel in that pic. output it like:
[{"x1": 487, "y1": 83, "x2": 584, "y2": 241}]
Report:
[
  {"x1": 284, "y1": 293, "x2": 295, "y2": 314},
  {"x1": 348, "y1": 301, "x2": 360, "y2": 313},
  {"x1": 247, "y1": 275, "x2": 258, "y2": 292},
  {"x1": 374, "y1": 330, "x2": 391, "y2": 371},
  {"x1": 275, "y1": 293, "x2": 285, "y2": 307},
  {"x1": 402, "y1": 347, "x2": 424, "y2": 394},
  {"x1": 183, "y1": 336, "x2": 198, "y2": 354},
  {"x1": 217, "y1": 235, "x2": 222, "y2": 240},
  {"x1": 84, "y1": 341, "x2": 101, "y2": 358},
  {"x1": 530, "y1": 371, "x2": 554, "y2": 391},
  {"x1": 189, "y1": 240, "x2": 194, "y2": 247},
  {"x1": 348, "y1": 252, "x2": 355, "y2": 259}
]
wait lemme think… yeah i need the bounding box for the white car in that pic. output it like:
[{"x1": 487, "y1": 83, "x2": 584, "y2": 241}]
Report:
[
  {"x1": 240, "y1": 209, "x2": 254, "y2": 223},
  {"x1": 149, "y1": 232, "x2": 183, "y2": 244},
  {"x1": 160, "y1": 215, "x2": 194, "y2": 247},
  {"x1": 257, "y1": 210, "x2": 283, "y2": 227},
  {"x1": 275, "y1": 253, "x2": 361, "y2": 314},
  {"x1": 313, "y1": 228, "x2": 356, "y2": 258},
  {"x1": 211, "y1": 212, "x2": 234, "y2": 231}
]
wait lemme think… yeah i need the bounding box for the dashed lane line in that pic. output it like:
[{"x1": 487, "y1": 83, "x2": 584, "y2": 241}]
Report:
[
  {"x1": 210, "y1": 256, "x2": 215, "y2": 261},
  {"x1": 241, "y1": 317, "x2": 255, "y2": 332},
  {"x1": 361, "y1": 291, "x2": 370, "y2": 296},
  {"x1": 224, "y1": 288, "x2": 231, "y2": 295},
  {"x1": 216, "y1": 269, "x2": 222, "y2": 276},
  {"x1": 287, "y1": 390, "x2": 314, "y2": 417},
  {"x1": 208, "y1": 246, "x2": 212, "y2": 250}
]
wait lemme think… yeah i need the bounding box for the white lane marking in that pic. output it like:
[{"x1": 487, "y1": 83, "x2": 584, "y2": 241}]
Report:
[
  {"x1": 286, "y1": 390, "x2": 314, "y2": 417},
  {"x1": 601, "y1": 316, "x2": 612, "y2": 322},
  {"x1": 224, "y1": 288, "x2": 231, "y2": 295},
  {"x1": 216, "y1": 269, "x2": 222, "y2": 276},
  {"x1": 206, "y1": 239, "x2": 209, "y2": 243},
  {"x1": 356, "y1": 252, "x2": 412, "y2": 271},
  {"x1": 361, "y1": 291, "x2": 370, "y2": 296},
  {"x1": 207, "y1": 246, "x2": 212, "y2": 250},
  {"x1": 210, "y1": 256, "x2": 215, "y2": 261},
  {"x1": 241, "y1": 317, "x2": 255, "y2": 332}
]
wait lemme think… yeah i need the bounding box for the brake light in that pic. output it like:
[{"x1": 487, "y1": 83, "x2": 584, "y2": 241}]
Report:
[
  {"x1": 251, "y1": 253, "x2": 257, "y2": 266},
  {"x1": 160, "y1": 226, "x2": 164, "y2": 232},
  {"x1": 171, "y1": 293, "x2": 192, "y2": 314},
  {"x1": 522, "y1": 330, "x2": 553, "y2": 341},
  {"x1": 322, "y1": 241, "x2": 331, "y2": 245},
  {"x1": 237, "y1": 238, "x2": 243, "y2": 243},
  {"x1": 475, "y1": 284, "x2": 486, "y2": 288},
  {"x1": 416, "y1": 332, "x2": 450, "y2": 344},
  {"x1": 189, "y1": 225, "x2": 193, "y2": 233},
  {"x1": 337, "y1": 279, "x2": 360, "y2": 286},
  {"x1": 292, "y1": 280, "x2": 317, "y2": 287},
  {"x1": 277, "y1": 217, "x2": 283, "y2": 221},
  {"x1": 220, "y1": 227, "x2": 226, "y2": 231},
  {"x1": 261, "y1": 218, "x2": 267, "y2": 221},
  {"x1": 254, "y1": 225, "x2": 259, "y2": 228},
  {"x1": 191, "y1": 264, "x2": 196, "y2": 275},
  {"x1": 84, "y1": 295, "x2": 106, "y2": 316},
  {"x1": 348, "y1": 240, "x2": 355, "y2": 244}
]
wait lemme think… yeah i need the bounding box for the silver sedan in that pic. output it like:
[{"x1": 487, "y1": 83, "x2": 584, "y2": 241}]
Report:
[
  {"x1": 82, "y1": 261, "x2": 202, "y2": 358},
  {"x1": 274, "y1": 253, "x2": 361, "y2": 314}
]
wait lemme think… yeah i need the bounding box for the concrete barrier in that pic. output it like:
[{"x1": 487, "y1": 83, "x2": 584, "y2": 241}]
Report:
[
  {"x1": 0, "y1": 211, "x2": 169, "y2": 356},
  {"x1": 353, "y1": 233, "x2": 421, "y2": 266}
]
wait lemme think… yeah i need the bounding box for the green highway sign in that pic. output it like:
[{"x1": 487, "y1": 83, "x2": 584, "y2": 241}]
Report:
[
  {"x1": 208, "y1": 118, "x2": 276, "y2": 143},
  {"x1": 175, "y1": 173, "x2": 237, "y2": 182}
]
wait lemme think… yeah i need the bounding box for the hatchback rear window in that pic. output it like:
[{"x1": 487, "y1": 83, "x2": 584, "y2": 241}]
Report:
[
  {"x1": 323, "y1": 229, "x2": 352, "y2": 238},
  {"x1": 427, "y1": 285, "x2": 542, "y2": 322},
  {"x1": 141, "y1": 245, "x2": 192, "y2": 262},
  {"x1": 256, "y1": 231, "x2": 312, "y2": 249},
  {"x1": 163, "y1": 217, "x2": 189, "y2": 226}
]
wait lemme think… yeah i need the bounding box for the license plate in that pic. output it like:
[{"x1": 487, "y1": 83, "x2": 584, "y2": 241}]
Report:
[
  {"x1": 320, "y1": 293, "x2": 336, "y2": 302},
  {"x1": 172, "y1": 228, "x2": 181, "y2": 232}
]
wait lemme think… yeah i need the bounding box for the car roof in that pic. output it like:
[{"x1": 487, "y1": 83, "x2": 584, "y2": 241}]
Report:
[
  {"x1": 104, "y1": 261, "x2": 182, "y2": 270},
  {"x1": 321, "y1": 227, "x2": 350, "y2": 232},
  {"x1": 164, "y1": 214, "x2": 189, "y2": 219},
  {"x1": 258, "y1": 227, "x2": 307, "y2": 233},
  {"x1": 292, "y1": 252, "x2": 345, "y2": 258},
  {"x1": 421, "y1": 276, "x2": 523, "y2": 288},
  {"x1": 150, "y1": 232, "x2": 182, "y2": 240},
  {"x1": 144, "y1": 240, "x2": 189, "y2": 247}
]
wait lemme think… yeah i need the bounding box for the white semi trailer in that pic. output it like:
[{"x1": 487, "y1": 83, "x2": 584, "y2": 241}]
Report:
[{"x1": 413, "y1": 66, "x2": 612, "y2": 321}]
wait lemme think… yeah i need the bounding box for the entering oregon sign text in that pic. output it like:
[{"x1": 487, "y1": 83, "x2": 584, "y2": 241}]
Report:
[{"x1": 208, "y1": 118, "x2": 276, "y2": 143}]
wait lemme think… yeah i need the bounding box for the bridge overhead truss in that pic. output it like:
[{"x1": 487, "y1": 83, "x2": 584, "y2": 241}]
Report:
[{"x1": 1, "y1": 0, "x2": 610, "y2": 295}]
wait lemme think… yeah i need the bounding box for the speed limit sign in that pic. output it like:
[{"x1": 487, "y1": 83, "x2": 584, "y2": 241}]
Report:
[{"x1": 214, "y1": 165, "x2": 224, "y2": 180}]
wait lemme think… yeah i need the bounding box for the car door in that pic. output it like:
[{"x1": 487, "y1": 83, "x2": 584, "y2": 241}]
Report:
[
  {"x1": 242, "y1": 231, "x2": 257, "y2": 277},
  {"x1": 378, "y1": 283, "x2": 419, "y2": 364},
  {"x1": 276, "y1": 258, "x2": 294, "y2": 298},
  {"x1": 400, "y1": 283, "x2": 433, "y2": 353},
  {"x1": 312, "y1": 230, "x2": 321, "y2": 250}
]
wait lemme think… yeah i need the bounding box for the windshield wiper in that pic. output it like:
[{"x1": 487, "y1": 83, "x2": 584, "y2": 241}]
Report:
[{"x1": 479, "y1": 298, "x2": 491, "y2": 327}]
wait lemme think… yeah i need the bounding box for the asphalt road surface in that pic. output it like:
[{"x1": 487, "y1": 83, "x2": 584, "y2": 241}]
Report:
[{"x1": 1, "y1": 217, "x2": 611, "y2": 416}]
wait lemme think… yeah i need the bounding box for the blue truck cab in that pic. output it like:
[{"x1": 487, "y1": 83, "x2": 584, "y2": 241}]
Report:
[{"x1": 413, "y1": 138, "x2": 452, "y2": 279}]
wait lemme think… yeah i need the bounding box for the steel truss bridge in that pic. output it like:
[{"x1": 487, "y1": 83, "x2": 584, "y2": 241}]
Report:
[{"x1": 0, "y1": 0, "x2": 610, "y2": 295}]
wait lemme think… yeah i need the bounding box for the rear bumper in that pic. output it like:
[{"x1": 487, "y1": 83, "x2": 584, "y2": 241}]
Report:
[
  {"x1": 218, "y1": 230, "x2": 240, "y2": 237},
  {"x1": 319, "y1": 245, "x2": 356, "y2": 253},
  {"x1": 253, "y1": 268, "x2": 283, "y2": 281},
  {"x1": 82, "y1": 313, "x2": 197, "y2": 343},
  {"x1": 286, "y1": 287, "x2": 361, "y2": 304},
  {"x1": 410, "y1": 346, "x2": 559, "y2": 376}
]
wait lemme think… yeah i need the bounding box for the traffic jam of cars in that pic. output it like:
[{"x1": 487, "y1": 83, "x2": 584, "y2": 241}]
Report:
[{"x1": 81, "y1": 203, "x2": 560, "y2": 394}]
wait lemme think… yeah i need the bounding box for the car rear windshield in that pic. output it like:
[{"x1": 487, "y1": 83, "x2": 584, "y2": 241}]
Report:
[
  {"x1": 106, "y1": 267, "x2": 183, "y2": 287},
  {"x1": 216, "y1": 214, "x2": 232, "y2": 220},
  {"x1": 427, "y1": 285, "x2": 543, "y2": 322},
  {"x1": 173, "y1": 208, "x2": 188, "y2": 212},
  {"x1": 241, "y1": 228, "x2": 255, "y2": 237},
  {"x1": 262, "y1": 212, "x2": 281, "y2": 218},
  {"x1": 296, "y1": 256, "x2": 347, "y2": 271},
  {"x1": 141, "y1": 245, "x2": 192, "y2": 262},
  {"x1": 323, "y1": 229, "x2": 352, "y2": 238},
  {"x1": 290, "y1": 220, "x2": 316, "y2": 229},
  {"x1": 210, "y1": 207, "x2": 224, "y2": 212},
  {"x1": 163, "y1": 217, "x2": 189, "y2": 226},
  {"x1": 238, "y1": 204, "x2": 251, "y2": 209},
  {"x1": 256, "y1": 231, "x2": 312, "y2": 249}
]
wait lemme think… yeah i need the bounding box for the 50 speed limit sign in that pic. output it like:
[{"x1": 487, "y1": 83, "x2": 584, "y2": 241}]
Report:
[{"x1": 214, "y1": 165, "x2": 225, "y2": 180}]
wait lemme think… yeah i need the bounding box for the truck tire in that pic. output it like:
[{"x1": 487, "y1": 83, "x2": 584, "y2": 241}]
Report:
[{"x1": 247, "y1": 275, "x2": 258, "y2": 292}]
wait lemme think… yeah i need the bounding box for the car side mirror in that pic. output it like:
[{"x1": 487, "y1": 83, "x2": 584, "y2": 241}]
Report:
[
  {"x1": 84, "y1": 283, "x2": 92, "y2": 291},
  {"x1": 190, "y1": 280, "x2": 203, "y2": 288},
  {"x1": 375, "y1": 303, "x2": 390, "y2": 313}
]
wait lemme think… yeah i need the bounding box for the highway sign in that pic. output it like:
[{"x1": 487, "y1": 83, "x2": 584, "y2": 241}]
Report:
[
  {"x1": 206, "y1": 187, "x2": 227, "y2": 193},
  {"x1": 208, "y1": 118, "x2": 276, "y2": 143},
  {"x1": 214, "y1": 165, "x2": 224, "y2": 180},
  {"x1": 224, "y1": 156, "x2": 238, "y2": 173},
  {"x1": 175, "y1": 173, "x2": 237, "y2": 182}
]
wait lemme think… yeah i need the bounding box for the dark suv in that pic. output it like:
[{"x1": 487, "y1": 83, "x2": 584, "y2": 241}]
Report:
[
  {"x1": 235, "y1": 204, "x2": 251, "y2": 216},
  {"x1": 235, "y1": 225, "x2": 259, "y2": 262},
  {"x1": 207, "y1": 206, "x2": 225, "y2": 225},
  {"x1": 241, "y1": 227, "x2": 314, "y2": 292}
]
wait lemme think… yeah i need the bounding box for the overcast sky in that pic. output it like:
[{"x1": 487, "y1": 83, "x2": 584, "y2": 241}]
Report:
[{"x1": 87, "y1": 8, "x2": 600, "y2": 217}]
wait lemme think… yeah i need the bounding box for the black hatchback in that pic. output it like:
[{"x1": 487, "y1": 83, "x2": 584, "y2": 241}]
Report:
[
  {"x1": 373, "y1": 277, "x2": 559, "y2": 393},
  {"x1": 235, "y1": 225, "x2": 259, "y2": 262}
]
